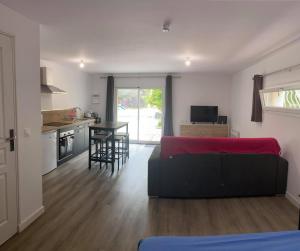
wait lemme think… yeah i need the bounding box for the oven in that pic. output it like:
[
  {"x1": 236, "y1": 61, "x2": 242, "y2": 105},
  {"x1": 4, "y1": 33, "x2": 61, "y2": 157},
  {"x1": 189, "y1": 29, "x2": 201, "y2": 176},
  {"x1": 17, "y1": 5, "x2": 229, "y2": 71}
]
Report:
[{"x1": 58, "y1": 128, "x2": 75, "y2": 162}]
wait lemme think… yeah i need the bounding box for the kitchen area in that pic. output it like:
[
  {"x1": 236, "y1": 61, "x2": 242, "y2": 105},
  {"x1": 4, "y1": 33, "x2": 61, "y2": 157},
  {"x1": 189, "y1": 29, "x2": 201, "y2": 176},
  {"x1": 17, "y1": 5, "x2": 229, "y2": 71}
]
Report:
[
  {"x1": 41, "y1": 108, "x2": 98, "y2": 175},
  {"x1": 40, "y1": 63, "x2": 102, "y2": 175},
  {"x1": 40, "y1": 63, "x2": 130, "y2": 176}
]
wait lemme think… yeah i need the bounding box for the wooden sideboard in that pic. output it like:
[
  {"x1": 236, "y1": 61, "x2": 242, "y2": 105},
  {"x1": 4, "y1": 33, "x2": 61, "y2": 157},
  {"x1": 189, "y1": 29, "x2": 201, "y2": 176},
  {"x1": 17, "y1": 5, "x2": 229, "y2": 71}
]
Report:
[{"x1": 180, "y1": 123, "x2": 229, "y2": 137}]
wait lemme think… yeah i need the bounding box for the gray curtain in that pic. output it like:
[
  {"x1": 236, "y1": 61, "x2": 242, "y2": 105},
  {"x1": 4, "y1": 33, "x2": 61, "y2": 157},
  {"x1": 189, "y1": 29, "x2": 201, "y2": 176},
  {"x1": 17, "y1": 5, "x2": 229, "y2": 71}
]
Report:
[
  {"x1": 163, "y1": 75, "x2": 174, "y2": 136},
  {"x1": 251, "y1": 74, "x2": 263, "y2": 122},
  {"x1": 106, "y1": 76, "x2": 114, "y2": 122}
]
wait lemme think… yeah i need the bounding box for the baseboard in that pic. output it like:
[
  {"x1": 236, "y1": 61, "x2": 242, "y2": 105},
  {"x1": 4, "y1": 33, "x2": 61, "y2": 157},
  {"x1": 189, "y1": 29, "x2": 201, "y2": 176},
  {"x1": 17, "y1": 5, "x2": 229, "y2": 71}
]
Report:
[
  {"x1": 286, "y1": 192, "x2": 300, "y2": 209},
  {"x1": 18, "y1": 205, "x2": 45, "y2": 232}
]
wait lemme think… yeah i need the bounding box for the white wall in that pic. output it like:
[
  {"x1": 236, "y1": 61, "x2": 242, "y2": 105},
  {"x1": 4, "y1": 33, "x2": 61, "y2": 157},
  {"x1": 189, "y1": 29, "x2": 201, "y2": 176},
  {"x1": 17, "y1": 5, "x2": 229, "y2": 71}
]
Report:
[
  {"x1": 0, "y1": 3, "x2": 43, "y2": 229},
  {"x1": 231, "y1": 39, "x2": 300, "y2": 207},
  {"x1": 41, "y1": 60, "x2": 92, "y2": 112},
  {"x1": 90, "y1": 73, "x2": 232, "y2": 135},
  {"x1": 173, "y1": 74, "x2": 232, "y2": 135},
  {"x1": 89, "y1": 74, "x2": 107, "y2": 119}
]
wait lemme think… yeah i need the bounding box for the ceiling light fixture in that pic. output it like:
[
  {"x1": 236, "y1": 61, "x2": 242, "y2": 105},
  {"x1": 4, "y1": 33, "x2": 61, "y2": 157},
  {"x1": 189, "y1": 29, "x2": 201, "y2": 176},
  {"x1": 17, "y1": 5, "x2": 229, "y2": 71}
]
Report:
[
  {"x1": 162, "y1": 19, "x2": 171, "y2": 33},
  {"x1": 79, "y1": 60, "x2": 85, "y2": 68},
  {"x1": 185, "y1": 57, "x2": 191, "y2": 66}
]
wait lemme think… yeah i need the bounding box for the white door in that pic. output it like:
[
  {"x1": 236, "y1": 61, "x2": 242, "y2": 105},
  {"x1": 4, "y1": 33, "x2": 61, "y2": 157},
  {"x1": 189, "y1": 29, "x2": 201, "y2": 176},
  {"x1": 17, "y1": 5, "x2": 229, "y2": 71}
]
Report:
[{"x1": 0, "y1": 33, "x2": 18, "y2": 245}]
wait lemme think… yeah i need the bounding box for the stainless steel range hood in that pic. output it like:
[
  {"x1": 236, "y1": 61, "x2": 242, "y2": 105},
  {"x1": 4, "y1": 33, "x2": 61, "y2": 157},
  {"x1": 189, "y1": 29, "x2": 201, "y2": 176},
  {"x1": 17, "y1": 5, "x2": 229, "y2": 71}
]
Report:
[{"x1": 40, "y1": 67, "x2": 66, "y2": 94}]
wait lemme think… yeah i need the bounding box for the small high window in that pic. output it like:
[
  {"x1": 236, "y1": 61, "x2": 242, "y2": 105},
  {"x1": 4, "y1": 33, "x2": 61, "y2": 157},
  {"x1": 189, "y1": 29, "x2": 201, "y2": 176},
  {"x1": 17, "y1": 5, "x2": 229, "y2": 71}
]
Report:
[{"x1": 260, "y1": 84, "x2": 300, "y2": 114}]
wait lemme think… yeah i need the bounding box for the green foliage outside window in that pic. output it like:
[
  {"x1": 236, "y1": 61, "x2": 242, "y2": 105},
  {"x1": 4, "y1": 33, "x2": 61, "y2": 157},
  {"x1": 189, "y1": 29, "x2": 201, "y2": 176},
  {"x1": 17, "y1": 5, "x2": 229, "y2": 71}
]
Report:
[
  {"x1": 142, "y1": 89, "x2": 163, "y2": 128},
  {"x1": 143, "y1": 89, "x2": 162, "y2": 110},
  {"x1": 284, "y1": 90, "x2": 300, "y2": 109}
]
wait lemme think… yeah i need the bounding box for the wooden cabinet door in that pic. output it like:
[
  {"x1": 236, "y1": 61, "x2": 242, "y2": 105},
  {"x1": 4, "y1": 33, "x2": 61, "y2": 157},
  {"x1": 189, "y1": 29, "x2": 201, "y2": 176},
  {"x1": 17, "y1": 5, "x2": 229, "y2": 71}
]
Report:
[{"x1": 74, "y1": 126, "x2": 85, "y2": 155}]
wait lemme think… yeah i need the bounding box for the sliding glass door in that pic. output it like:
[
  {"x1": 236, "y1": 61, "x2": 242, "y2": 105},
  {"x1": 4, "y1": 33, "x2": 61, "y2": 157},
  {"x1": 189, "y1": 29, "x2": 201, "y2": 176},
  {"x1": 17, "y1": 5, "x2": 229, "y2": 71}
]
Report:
[
  {"x1": 116, "y1": 88, "x2": 162, "y2": 143},
  {"x1": 116, "y1": 88, "x2": 139, "y2": 141}
]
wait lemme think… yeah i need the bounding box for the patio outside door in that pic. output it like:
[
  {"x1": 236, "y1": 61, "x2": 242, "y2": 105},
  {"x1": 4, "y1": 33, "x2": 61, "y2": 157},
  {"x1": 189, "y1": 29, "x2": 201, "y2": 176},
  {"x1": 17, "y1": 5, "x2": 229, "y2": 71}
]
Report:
[{"x1": 116, "y1": 88, "x2": 163, "y2": 143}]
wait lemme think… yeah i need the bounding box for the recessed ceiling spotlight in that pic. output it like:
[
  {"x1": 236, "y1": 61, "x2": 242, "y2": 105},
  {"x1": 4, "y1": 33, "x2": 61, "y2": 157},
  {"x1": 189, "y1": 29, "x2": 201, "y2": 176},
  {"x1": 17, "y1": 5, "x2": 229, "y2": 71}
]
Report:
[
  {"x1": 185, "y1": 57, "x2": 191, "y2": 66},
  {"x1": 79, "y1": 60, "x2": 85, "y2": 68},
  {"x1": 162, "y1": 19, "x2": 171, "y2": 33}
]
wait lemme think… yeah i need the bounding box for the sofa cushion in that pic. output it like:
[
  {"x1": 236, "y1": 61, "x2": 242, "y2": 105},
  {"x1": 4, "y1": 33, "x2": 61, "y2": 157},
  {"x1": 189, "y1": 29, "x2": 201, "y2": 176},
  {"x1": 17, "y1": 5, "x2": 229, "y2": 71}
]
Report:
[{"x1": 161, "y1": 136, "x2": 281, "y2": 159}]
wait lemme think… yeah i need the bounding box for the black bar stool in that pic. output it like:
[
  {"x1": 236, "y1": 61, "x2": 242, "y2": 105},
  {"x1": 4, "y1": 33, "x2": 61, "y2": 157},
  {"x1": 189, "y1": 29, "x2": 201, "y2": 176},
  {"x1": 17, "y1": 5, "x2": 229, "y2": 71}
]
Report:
[
  {"x1": 106, "y1": 133, "x2": 129, "y2": 171},
  {"x1": 113, "y1": 135, "x2": 124, "y2": 170},
  {"x1": 115, "y1": 132, "x2": 129, "y2": 159},
  {"x1": 90, "y1": 134, "x2": 110, "y2": 168}
]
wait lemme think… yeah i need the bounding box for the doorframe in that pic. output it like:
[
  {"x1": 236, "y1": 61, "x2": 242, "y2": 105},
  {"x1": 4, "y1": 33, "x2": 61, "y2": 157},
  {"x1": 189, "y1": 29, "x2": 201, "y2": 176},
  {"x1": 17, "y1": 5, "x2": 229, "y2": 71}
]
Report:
[
  {"x1": 115, "y1": 86, "x2": 163, "y2": 144},
  {"x1": 0, "y1": 30, "x2": 20, "y2": 232}
]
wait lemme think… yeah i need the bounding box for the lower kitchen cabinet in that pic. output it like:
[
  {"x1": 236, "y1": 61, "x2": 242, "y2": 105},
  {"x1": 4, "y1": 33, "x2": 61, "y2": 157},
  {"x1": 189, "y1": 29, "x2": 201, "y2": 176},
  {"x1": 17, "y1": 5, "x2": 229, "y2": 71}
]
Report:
[
  {"x1": 42, "y1": 131, "x2": 57, "y2": 175},
  {"x1": 84, "y1": 122, "x2": 94, "y2": 150},
  {"x1": 74, "y1": 124, "x2": 85, "y2": 155},
  {"x1": 58, "y1": 120, "x2": 95, "y2": 166}
]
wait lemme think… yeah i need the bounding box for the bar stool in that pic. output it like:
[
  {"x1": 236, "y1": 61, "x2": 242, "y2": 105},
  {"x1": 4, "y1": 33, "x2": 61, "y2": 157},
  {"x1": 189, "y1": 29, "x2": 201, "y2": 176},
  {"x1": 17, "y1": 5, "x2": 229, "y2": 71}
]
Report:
[
  {"x1": 105, "y1": 132, "x2": 128, "y2": 171},
  {"x1": 94, "y1": 130, "x2": 112, "y2": 169},
  {"x1": 95, "y1": 130, "x2": 112, "y2": 137},
  {"x1": 112, "y1": 135, "x2": 125, "y2": 170},
  {"x1": 115, "y1": 132, "x2": 129, "y2": 160},
  {"x1": 90, "y1": 134, "x2": 110, "y2": 168}
]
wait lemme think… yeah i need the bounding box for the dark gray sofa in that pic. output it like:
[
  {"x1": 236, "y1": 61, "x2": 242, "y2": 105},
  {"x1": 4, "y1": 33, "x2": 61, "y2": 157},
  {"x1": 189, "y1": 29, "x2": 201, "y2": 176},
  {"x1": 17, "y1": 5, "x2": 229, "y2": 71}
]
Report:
[{"x1": 148, "y1": 146, "x2": 288, "y2": 198}]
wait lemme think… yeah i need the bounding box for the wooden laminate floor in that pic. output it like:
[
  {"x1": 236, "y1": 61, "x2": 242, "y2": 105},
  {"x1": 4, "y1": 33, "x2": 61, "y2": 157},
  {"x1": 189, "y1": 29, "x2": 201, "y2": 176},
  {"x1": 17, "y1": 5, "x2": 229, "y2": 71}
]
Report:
[{"x1": 0, "y1": 144, "x2": 298, "y2": 251}]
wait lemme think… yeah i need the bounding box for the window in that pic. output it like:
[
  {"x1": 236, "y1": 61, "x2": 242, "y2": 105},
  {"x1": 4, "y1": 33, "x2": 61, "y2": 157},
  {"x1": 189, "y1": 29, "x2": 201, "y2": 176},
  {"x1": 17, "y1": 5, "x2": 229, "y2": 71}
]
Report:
[{"x1": 260, "y1": 83, "x2": 300, "y2": 113}]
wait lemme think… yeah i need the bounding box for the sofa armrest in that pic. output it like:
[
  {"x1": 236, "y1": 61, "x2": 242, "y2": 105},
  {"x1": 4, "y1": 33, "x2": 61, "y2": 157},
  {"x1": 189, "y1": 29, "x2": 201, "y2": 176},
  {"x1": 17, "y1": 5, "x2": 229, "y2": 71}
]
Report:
[
  {"x1": 148, "y1": 145, "x2": 161, "y2": 197},
  {"x1": 277, "y1": 157, "x2": 288, "y2": 194}
]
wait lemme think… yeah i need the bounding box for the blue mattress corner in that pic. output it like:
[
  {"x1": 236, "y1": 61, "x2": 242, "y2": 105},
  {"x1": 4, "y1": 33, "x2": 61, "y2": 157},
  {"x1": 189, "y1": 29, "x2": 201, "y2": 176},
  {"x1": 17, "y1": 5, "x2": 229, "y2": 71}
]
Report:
[{"x1": 138, "y1": 231, "x2": 300, "y2": 251}]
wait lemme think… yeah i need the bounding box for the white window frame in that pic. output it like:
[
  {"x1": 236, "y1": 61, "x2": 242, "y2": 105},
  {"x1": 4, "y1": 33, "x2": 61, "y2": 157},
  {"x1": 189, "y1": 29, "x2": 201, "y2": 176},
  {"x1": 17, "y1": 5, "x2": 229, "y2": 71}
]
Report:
[{"x1": 259, "y1": 82, "x2": 300, "y2": 116}]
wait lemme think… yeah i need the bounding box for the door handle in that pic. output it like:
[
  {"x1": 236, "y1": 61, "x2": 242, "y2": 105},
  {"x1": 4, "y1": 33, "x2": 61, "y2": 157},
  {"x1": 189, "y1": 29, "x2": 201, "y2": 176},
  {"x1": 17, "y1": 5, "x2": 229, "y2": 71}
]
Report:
[
  {"x1": 0, "y1": 129, "x2": 16, "y2": 151},
  {"x1": 0, "y1": 136, "x2": 16, "y2": 142}
]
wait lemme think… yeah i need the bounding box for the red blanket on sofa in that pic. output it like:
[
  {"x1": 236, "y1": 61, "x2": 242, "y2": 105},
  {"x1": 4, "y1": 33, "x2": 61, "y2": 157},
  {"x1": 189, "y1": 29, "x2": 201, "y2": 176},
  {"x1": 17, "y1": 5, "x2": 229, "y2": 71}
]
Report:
[{"x1": 161, "y1": 136, "x2": 281, "y2": 159}]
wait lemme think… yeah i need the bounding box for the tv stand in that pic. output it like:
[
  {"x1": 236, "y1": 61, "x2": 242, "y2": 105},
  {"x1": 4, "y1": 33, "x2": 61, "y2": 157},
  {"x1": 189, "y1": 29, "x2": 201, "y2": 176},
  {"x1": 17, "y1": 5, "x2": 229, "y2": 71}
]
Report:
[
  {"x1": 180, "y1": 123, "x2": 229, "y2": 137},
  {"x1": 191, "y1": 122, "x2": 215, "y2": 124}
]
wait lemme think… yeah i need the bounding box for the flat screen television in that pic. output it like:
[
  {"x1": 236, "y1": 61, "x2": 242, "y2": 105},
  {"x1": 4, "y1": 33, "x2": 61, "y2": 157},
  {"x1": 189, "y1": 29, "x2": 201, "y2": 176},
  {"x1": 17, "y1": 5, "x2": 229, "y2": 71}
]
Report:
[{"x1": 190, "y1": 106, "x2": 218, "y2": 123}]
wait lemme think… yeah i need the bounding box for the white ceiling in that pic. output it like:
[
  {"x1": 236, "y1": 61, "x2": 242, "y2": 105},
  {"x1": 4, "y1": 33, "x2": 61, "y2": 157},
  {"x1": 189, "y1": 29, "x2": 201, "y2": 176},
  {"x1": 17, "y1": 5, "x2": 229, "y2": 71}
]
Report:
[{"x1": 2, "y1": 0, "x2": 300, "y2": 73}]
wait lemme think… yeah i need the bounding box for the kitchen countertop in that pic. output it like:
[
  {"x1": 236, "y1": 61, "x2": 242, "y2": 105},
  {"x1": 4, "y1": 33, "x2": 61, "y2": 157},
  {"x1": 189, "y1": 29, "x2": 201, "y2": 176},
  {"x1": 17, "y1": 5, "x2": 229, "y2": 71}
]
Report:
[{"x1": 41, "y1": 118, "x2": 95, "y2": 134}]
